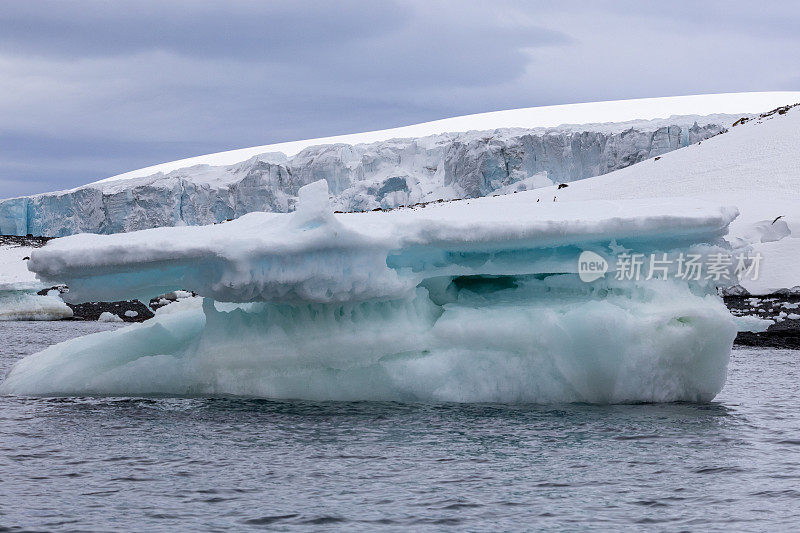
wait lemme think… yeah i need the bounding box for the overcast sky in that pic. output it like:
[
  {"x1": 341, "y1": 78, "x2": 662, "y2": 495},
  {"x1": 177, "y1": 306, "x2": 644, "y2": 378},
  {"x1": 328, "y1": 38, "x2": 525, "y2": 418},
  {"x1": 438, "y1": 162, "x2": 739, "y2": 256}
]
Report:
[{"x1": 1, "y1": 0, "x2": 799, "y2": 198}]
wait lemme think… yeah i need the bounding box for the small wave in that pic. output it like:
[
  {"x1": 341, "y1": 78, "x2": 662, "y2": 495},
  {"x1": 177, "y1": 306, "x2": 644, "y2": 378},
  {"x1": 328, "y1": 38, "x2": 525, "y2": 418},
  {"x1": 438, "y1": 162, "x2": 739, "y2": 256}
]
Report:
[{"x1": 243, "y1": 514, "x2": 299, "y2": 525}]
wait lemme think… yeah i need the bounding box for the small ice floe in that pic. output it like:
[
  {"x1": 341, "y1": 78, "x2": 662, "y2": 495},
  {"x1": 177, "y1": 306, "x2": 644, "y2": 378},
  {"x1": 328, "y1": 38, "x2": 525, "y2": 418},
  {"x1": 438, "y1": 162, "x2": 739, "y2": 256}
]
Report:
[{"x1": 97, "y1": 312, "x2": 124, "y2": 323}]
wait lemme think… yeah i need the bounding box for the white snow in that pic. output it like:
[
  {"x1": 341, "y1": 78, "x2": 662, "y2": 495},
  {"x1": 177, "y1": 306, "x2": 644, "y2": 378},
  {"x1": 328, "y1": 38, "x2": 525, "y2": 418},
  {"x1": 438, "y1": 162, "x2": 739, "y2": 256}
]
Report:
[
  {"x1": 0, "y1": 243, "x2": 72, "y2": 321},
  {"x1": 742, "y1": 238, "x2": 800, "y2": 295},
  {"x1": 97, "y1": 92, "x2": 800, "y2": 184},
  {"x1": 153, "y1": 295, "x2": 203, "y2": 316},
  {"x1": 124, "y1": 310, "x2": 138, "y2": 318},
  {"x1": 98, "y1": 312, "x2": 123, "y2": 323},
  {"x1": 0, "y1": 244, "x2": 38, "y2": 291},
  {"x1": 172, "y1": 290, "x2": 194, "y2": 299},
  {"x1": 517, "y1": 104, "x2": 800, "y2": 295}
]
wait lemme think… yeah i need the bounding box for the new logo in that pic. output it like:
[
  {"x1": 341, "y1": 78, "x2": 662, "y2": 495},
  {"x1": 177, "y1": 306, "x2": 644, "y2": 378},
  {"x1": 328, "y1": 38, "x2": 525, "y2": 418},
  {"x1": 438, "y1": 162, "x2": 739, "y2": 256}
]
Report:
[{"x1": 578, "y1": 250, "x2": 608, "y2": 282}]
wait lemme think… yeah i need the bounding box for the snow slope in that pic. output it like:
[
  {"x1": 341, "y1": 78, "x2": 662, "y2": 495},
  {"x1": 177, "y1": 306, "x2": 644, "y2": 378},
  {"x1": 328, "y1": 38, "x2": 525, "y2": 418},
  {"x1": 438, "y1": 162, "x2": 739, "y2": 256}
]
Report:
[
  {"x1": 0, "y1": 244, "x2": 37, "y2": 291},
  {"x1": 98, "y1": 91, "x2": 800, "y2": 183},
  {"x1": 522, "y1": 104, "x2": 800, "y2": 294},
  {"x1": 0, "y1": 243, "x2": 72, "y2": 321},
  {"x1": 3, "y1": 92, "x2": 799, "y2": 237},
  {"x1": 0, "y1": 119, "x2": 729, "y2": 237}
]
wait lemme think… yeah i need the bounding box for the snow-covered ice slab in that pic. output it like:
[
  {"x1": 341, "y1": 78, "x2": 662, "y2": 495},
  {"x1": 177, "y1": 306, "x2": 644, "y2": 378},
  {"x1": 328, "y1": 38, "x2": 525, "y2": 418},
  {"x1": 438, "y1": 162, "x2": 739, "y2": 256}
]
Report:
[
  {"x1": 1, "y1": 183, "x2": 739, "y2": 402},
  {"x1": 28, "y1": 181, "x2": 739, "y2": 305}
]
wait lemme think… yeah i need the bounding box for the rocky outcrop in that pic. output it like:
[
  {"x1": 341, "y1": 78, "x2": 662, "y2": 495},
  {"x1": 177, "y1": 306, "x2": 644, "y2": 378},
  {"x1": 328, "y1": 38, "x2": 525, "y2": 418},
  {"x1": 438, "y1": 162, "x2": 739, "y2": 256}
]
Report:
[{"x1": 726, "y1": 294, "x2": 800, "y2": 349}]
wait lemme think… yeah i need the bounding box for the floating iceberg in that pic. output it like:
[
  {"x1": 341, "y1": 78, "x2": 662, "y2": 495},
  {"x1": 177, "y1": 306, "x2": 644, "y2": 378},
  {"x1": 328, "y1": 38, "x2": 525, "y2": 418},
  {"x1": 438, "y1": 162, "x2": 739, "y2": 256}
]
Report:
[{"x1": 1, "y1": 181, "x2": 739, "y2": 402}]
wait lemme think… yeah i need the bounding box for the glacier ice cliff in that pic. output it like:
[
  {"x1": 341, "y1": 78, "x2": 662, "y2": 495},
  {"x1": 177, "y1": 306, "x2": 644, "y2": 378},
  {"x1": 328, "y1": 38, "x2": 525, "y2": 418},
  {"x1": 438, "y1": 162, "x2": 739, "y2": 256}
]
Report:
[
  {"x1": 1, "y1": 181, "x2": 740, "y2": 403},
  {"x1": 0, "y1": 118, "x2": 729, "y2": 237}
]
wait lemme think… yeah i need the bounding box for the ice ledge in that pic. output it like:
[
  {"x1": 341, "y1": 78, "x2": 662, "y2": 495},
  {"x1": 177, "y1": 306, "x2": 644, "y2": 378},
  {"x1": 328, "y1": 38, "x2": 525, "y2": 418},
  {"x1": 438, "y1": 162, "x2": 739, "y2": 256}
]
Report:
[{"x1": 27, "y1": 181, "x2": 738, "y2": 305}]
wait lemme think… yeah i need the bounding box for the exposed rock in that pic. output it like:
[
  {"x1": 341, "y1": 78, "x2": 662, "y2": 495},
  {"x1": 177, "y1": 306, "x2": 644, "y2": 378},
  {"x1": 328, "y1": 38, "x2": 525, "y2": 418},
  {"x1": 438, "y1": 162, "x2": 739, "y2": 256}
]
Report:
[
  {"x1": 66, "y1": 300, "x2": 154, "y2": 322},
  {"x1": 726, "y1": 294, "x2": 800, "y2": 349},
  {"x1": 36, "y1": 284, "x2": 69, "y2": 296},
  {"x1": 149, "y1": 290, "x2": 198, "y2": 311}
]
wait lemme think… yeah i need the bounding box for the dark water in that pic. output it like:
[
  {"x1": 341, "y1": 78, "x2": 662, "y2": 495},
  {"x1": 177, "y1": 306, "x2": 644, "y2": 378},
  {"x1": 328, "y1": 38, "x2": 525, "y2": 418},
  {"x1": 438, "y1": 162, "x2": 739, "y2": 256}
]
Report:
[{"x1": 2, "y1": 322, "x2": 800, "y2": 531}]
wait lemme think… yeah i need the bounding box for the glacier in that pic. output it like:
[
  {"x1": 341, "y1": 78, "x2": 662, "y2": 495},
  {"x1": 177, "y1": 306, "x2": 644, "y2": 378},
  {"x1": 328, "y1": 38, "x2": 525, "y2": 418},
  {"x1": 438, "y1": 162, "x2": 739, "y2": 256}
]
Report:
[
  {"x1": 0, "y1": 118, "x2": 731, "y2": 237},
  {"x1": 0, "y1": 181, "x2": 740, "y2": 402},
  {"x1": 6, "y1": 91, "x2": 799, "y2": 239}
]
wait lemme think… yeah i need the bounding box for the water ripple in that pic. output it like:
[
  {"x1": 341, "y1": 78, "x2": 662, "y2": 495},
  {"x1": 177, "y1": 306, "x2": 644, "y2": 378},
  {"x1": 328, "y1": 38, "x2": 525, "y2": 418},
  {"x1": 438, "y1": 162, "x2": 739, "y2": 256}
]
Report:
[{"x1": 2, "y1": 323, "x2": 800, "y2": 530}]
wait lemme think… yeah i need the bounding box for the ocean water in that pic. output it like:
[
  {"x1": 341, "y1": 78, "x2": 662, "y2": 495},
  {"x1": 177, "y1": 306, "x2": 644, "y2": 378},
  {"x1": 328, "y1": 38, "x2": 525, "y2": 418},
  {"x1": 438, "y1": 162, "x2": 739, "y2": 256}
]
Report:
[{"x1": 1, "y1": 321, "x2": 800, "y2": 531}]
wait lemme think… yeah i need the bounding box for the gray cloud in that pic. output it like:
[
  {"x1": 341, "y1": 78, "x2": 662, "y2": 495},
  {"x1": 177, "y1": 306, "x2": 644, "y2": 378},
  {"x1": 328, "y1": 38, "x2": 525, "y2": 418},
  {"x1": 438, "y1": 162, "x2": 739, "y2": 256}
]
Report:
[
  {"x1": 0, "y1": 1, "x2": 407, "y2": 59},
  {"x1": 1, "y1": 0, "x2": 798, "y2": 198}
]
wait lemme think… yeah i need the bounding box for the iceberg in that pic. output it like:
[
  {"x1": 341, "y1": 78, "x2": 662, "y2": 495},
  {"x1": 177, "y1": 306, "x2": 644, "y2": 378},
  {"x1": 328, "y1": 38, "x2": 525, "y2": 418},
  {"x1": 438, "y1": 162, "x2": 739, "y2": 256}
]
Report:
[{"x1": 1, "y1": 181, "x2": 739, "y2": 402}]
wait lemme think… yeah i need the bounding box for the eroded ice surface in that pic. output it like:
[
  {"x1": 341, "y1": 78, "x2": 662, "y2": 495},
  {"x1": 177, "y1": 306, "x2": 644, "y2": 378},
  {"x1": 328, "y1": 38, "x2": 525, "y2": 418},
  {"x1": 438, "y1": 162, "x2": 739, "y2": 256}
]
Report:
[
  {"x1": 0, "y1": 281, "x2": 734, "y2": 402},
  {"x1": 1, "y1": 182, "x2": 738, "y2": 402}
]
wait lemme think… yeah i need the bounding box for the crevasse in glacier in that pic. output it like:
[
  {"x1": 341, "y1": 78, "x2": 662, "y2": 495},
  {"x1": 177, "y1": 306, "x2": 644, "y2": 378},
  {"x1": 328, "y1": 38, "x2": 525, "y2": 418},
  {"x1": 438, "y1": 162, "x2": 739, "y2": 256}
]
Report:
[
  {"x1": 0, "y1": 119, "x2": 728, "y2": 237},
  {"x1": 1, "y1": 181, "x2": 740, "y2": 402}
]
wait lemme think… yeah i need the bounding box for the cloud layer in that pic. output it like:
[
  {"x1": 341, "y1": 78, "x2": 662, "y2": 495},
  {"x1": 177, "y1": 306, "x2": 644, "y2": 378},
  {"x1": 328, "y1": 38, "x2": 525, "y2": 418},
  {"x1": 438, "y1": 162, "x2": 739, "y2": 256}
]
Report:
[{"x1": 1, "y1": 0, "x2": 798, "y2": 198}]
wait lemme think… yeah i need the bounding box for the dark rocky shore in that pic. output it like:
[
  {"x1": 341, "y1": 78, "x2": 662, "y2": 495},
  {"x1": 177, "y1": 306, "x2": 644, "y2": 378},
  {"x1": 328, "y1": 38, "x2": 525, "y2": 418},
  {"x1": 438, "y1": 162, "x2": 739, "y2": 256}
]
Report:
[
  {"x1": 35, "y1": 285, "x2": 155, "y2": 323},
  {"x1": 0, "y1": 234, "x2": 52, "y2": 248},
  {"x1": 726, "y1": 293, "x2": 800, "y2": 350},
  {"x1": 66, "y1": 300, "x2": 155, "y2": 323}
]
